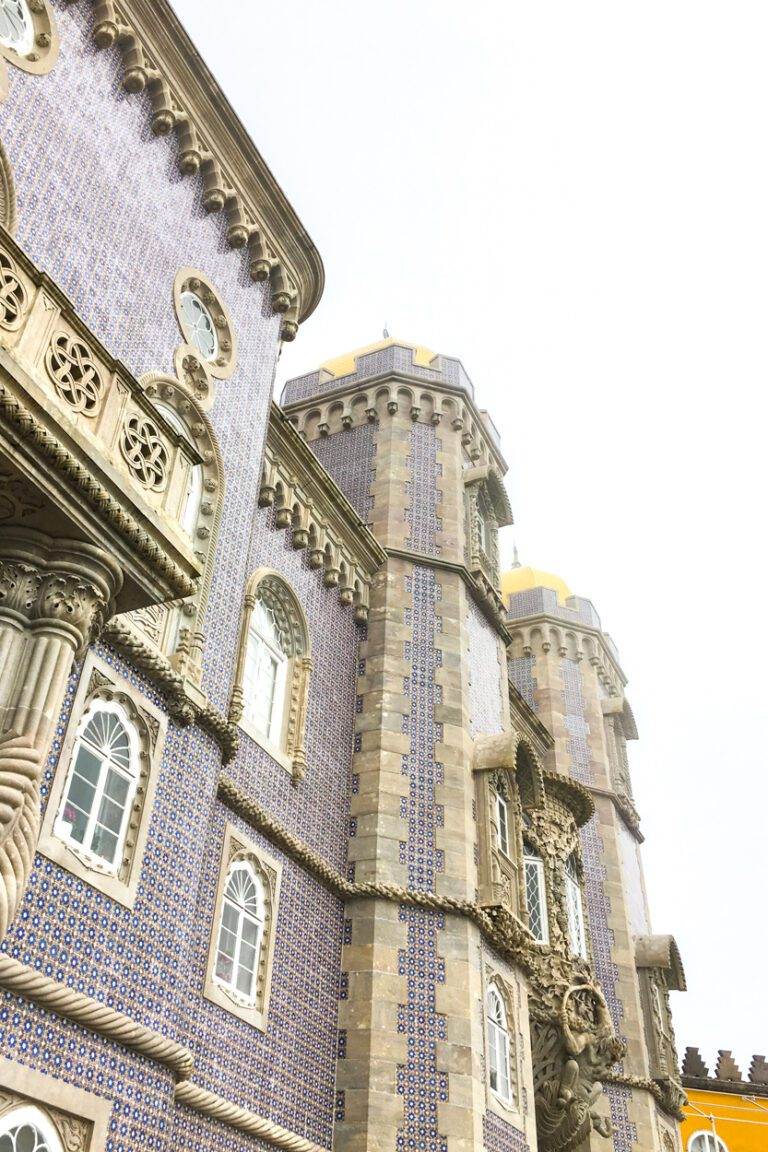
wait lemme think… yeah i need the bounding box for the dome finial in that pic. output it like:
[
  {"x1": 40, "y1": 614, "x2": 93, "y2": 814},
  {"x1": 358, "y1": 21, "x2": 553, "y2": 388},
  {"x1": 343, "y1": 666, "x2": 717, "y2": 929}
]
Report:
[
  {"x1": 512, "y1": 541, "x2": 521, "y2": 569},
  {"x1": 383, "y1": 322, "x2": 390, "y2": 339}
]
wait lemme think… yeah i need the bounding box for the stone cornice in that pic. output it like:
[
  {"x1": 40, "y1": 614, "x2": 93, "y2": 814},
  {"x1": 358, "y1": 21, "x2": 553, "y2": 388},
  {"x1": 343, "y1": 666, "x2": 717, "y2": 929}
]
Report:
[
  {"x1": 269, "y1": 403, "x2": 385, "y2": 576},
  {"x1": 681, "y1": 1076, "x2": 768, "y2": 1098},
  {"x1": 88, "y1": 0, "x2": 324, "y2": 333},
  {"x1": 507, "y1": 609, "x2": 627, "y2": 694},
  {"x1": 507, "y1": 682, "x2": 556, "y2": 755},
  {"x1": 282, "y1": 369, "x2": 509, "y2": 473}
]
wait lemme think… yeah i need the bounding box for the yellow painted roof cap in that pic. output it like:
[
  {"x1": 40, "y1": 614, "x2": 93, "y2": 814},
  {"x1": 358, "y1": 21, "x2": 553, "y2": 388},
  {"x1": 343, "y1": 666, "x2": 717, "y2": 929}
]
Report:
[
  {"x1": 320, "y1": 337, "x2": 436, "y2": 380},
  {"x1": 501, "y1": 566, "x2": 572, "y2": 607}
]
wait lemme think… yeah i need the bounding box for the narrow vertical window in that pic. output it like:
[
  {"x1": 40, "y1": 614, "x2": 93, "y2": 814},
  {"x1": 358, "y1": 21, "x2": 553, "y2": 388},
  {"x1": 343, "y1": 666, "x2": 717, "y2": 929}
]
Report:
[
  {"x1": 155, "y1": 401, "x2": 203, "y2": 537},
  {"x1": 523, "y1": 841, "x2": 548, "y2": 944},
  {"x1": 496, "y1": 793, "x2": 510, "y2": 857},
  {"x1": 486, "y1": 986, "x2": 512, "y2": 1103},
  {"x1": 214, "y1": 861, "x2": 264, "y2": 1005},
  {"x1": 565, "y1": 854, "x2": 587, "y2": 958},
  {"x1": 243, "y1": 598, "x2": 288, "y2": 745},
  {"x1": 53, "y1": 701, "x2": 138, "y2": 871}
]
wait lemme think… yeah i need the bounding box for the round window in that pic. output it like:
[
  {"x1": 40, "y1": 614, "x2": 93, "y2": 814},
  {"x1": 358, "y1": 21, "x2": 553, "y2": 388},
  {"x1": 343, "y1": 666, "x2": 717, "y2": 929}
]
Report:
[
  {"x1": 0, "y1": 0, "x2": 34, "y2": 55},
  {"x1": 179, "y1": 289, "x2": 219, "y2": 363},
  {"x1": 173, "y1": 269, "x2": 236, "y2": 381}
]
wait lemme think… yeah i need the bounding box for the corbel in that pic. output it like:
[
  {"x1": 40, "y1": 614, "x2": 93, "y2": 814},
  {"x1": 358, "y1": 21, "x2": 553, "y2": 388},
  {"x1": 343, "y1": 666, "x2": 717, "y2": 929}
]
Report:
[
  {"x1": 323, "y1": 543, "x2": 341, "y2": 588},
  {"x1": 201, "y1": 156, "x2": 227, "y2": 213},
  {"x1": 387, "y1": 400, "x2": 398, "y2": 416},
  {"x1": 338, "y1": 564, "x2": 355, "y2": 607},
  {"x1": 410, "y1": 405, "x2": 421, "y2": 422},
  {"x1": 176, "y1": 116, "x2": 203, "y2": 174},
  {"x1": 269, "y1": 264, "x2": 292, "y2": 313},
  {"x1": 366, "y1": 406, "x2": 378, "y2": 423},
  {"x1": 225, "y1": 195, "x2": 250, "y2": 249},
  {"x1": 148, "y1": 76, "x2": 176, "y2": 136},
  {"x1": 248, "y1": 231, "x2": 273, "y2": 282},
  {"x1": 317, "y1": 422, "x2": 330, "y2": 438},
  {"x1": 274, "y1": 479, "x2": 294, "y2": 529},
  {"x1": 291, "y1": 504, "x2": 310, "y2": 550},
  {"x1": 341, "y1": 410, "x2": 353, "y2": 430},
  {"x1": 280, "y1": 300, "x2": 299, "y2": 343},
  {"x1": 258, "y1": 457, "x2": 278, "y2": 507}
]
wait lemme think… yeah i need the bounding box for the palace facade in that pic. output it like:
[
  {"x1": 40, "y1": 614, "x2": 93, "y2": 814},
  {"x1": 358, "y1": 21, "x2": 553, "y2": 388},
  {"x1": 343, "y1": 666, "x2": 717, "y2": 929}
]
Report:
[{"x1": 0, "y1": 3, "x2": 687, "y2": 1151}]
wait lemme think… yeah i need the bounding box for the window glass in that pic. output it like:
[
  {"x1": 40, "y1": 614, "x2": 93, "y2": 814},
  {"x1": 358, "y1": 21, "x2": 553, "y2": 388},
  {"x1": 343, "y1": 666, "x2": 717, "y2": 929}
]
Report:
[
  {"x1": 0, "y1": 1105, "x2": 63, "y2": 1151},
  {"x1": 243, "y1": 597, "x2": 288, "y2": 745},
  {"x1": 689, "y1": 1135, "x2": 728, "y2": 1152},
  {"x1": 0, "y1": 0, "x2": 34, "y2": 55},
  {"x1": 54, "y1": 702, "x2": 138, "y2": 871},
  {"x1": 214, "y1": 861, "x2": 264, "y2": 1005},
  {"x1": 180, "y1": 289, "x2": 218, "y2": 362},
  {"x1": 154, "y1": 401, "x2": 202, "y2": 537},
  {"x1": 565, "y1": 855, "x2": 587, "y2": 959},
  {"x1": 486, "y1": 986, "x2": 512, "y2": 1102},
  {"x1": 523, "y1": 842, "x2": 548, "y2": 943},
  {"x1": 496, "y1": 794, "x2": 510, "y2": 857}
]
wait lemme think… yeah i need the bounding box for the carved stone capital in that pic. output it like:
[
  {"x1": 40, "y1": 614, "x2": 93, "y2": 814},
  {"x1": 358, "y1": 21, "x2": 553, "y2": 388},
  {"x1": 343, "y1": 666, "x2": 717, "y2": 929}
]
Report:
[{"x1": 0, "y1": 528, "x2": 121, "y2": 656}]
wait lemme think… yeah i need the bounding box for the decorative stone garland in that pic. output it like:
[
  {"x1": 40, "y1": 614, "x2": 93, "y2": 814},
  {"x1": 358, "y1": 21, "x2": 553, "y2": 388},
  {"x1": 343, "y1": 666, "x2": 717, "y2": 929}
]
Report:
[
  {"x1": 174, "y1": 1081, "x2": 328, "y2": 1152},
  {"x1": 0, "y1": 955, "x2": 193, "y2": 1076},
  {"x1": 104, "y1": 618, "x2": 238, "y2": 761},
  {"x1": 216, "y1": 775, "x2": 536, "y2": 975}
]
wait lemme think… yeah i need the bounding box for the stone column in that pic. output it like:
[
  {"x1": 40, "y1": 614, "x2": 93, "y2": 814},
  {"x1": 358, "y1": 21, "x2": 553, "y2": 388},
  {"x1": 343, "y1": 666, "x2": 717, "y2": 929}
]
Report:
[{"x1": 0, "y1": 527, "x2": 122, "y2": 940}]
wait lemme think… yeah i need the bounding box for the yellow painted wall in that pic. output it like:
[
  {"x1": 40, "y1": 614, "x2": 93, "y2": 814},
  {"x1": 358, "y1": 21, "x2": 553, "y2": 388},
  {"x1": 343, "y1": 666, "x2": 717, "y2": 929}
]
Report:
[{"x1": 681, "y1": 1088, "x2": 768, "y2": 1152}]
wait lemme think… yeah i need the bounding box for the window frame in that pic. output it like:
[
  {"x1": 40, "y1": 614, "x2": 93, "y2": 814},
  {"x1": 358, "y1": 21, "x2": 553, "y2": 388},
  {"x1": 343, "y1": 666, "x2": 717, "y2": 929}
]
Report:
[
  {"x1": 52, "y1": 698, "x2": 139, "y2": 876},
  {"x1": 486, "y1": 985, "x2": 512, "y2": 1104},
  {"x1": 564, "y1": 854, "x2": 588, "y2": 959},
  {"x1": 523, "y1": 842, "x2": 549, "y2": 944},
  {"x1": 688, "y1": 1133, "x2": 728, "y2": 1152},
  {"x1": 212, "y1": 859, "x2": 265, "y2": 1007},
  {"x1": 204, "y1": 823, "x2": 282, "y2": 1030},
  {"x1": 38, "y1": 652, "x2": 166, "y2": 909},
  {"x1": 496, "y1": 792, "x2": 511, "y2": 858},
  {"x1": 0, "y1": 1055, "x2": 111, "y2": 1151},
  {"x1": 231, "y1": 568, "x2": 312, "y2": 783}
]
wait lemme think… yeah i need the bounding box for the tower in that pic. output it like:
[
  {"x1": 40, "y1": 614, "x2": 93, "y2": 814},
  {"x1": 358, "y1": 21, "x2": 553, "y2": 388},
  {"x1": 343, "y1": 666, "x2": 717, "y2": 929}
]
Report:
[{"x1": 505, "y1": 566, "x2": 687, "y2": 1152}]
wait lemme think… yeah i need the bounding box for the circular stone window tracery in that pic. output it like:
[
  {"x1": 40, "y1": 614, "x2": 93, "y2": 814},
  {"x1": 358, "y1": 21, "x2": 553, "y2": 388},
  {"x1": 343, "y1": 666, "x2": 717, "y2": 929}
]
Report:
[
  {"x1": 173, "y1": 268, "x2": 236, "y2": 382},
  {"x1": 0, "y1": 0, "x2": 58, "y2": 75}
]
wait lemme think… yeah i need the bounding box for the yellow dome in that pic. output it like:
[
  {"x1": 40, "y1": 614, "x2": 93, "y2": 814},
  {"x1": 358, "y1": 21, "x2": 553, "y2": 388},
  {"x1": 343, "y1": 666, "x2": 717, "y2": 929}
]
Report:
[
  {"x1": 501, "y1": 566, "x2": 572, "y2": 607},
  {"x1": 320, "y1": 337, "x2": 436, "y2": 379}
]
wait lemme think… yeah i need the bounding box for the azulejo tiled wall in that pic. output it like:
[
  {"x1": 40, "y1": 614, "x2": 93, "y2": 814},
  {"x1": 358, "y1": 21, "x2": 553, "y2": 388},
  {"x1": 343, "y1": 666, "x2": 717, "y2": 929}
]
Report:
[{"x1": 309, "y1": 425, "x2": 376, "y2": 524}]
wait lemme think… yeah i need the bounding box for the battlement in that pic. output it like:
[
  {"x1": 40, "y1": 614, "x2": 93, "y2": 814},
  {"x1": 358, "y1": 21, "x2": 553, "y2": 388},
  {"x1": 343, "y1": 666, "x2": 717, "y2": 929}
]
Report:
[
  {"x1": 281, "y1": 337, "x2": 480, "y2": 408},
  {"x1": 681, "y1": 1047, "x2": 768, "y2": 1094}
]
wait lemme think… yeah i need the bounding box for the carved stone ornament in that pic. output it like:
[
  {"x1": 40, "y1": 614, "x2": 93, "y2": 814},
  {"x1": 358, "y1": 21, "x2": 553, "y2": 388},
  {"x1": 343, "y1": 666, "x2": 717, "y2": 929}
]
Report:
[
  {"x1": 120, "y1": 413, "x2": 168, "y2": 491},
  {"x1": 45, "y1": 331, "x2": 104, "y2": 416},
  {"x1": 0, "y1": 139, "x2": 15, "y2": 234},
  {"x1": 0, "y1": 0, "x2": 59, "y2": 90},
  {"x1": 0, "y1": 247, "x2": 25, "y2": 328},
  {"x1": 0, "y1": 470, "x2": 44, "y2": 522},
  {"x1": 531, "y1": 980, "x2": 625, "y2": 1152},
  {"x1": 173, "y1": 267, "x2": 236, "y2": 383}
]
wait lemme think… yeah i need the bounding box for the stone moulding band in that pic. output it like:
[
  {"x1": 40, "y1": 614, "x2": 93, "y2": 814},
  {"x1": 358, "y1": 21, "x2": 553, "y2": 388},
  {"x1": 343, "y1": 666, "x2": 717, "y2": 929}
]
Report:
[
  {"x1": 174, "y1": 1081, "x2": 328, "y2": 1152},
  {"x1": 0, "y1": 381, "x2": 195, "y2": 600},
  {"x1": 385, "y1": 546, "x2": 511, "y2": 642},
  {"x1": 0, "y1": 955, "x2": 193, "y2": 1077},
  {"x1": 216, "y1": 775, "x2": 536, "y2": 974}
]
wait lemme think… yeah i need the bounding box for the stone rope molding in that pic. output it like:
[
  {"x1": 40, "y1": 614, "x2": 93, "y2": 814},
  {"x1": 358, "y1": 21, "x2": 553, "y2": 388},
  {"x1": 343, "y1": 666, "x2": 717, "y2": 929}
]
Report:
[
  {"x1": 603, "y1": 1072, "x2": 679, "y2": 1112},
  {"x1": 0, "y1": 735, "x2": 39, "y2": 943},
  {"x1": 174, "y1": 1081, "x2": 328, "y2": 1152},
  {"x1": 216, "y1": 775, "x2": 536, "y2": 974},
  {"x1": 0, "y1": 954, "x2": 193, "y2": 1076},
  {"x1": 0, "y1": 382, "x2": 195, "y2": 599},
  {"x1": 103, "y1": 617, "x2": 238, "y2": 760}
]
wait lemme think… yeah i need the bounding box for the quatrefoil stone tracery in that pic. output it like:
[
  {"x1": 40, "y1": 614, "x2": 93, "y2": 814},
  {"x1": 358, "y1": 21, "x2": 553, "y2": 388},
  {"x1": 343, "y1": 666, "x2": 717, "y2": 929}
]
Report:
[
  {"x1": 121, "y1": 414, "x2": 168, "y2": 491},
  {"x1": 45, "y1": 332, "x2": 103, "y2": 414},
  {"x1": 0, "y1": 251, "x2": 26, "y2": 329}
]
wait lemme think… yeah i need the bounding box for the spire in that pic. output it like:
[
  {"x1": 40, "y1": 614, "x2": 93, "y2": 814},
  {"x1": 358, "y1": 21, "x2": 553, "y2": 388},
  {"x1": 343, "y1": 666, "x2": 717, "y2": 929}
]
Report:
[
  {"x1": 511, "y1": 542, "x2": 521, "y2": 569},
  {"x1": 383, "y1": 322, "x2": 390, "y2": 339}
]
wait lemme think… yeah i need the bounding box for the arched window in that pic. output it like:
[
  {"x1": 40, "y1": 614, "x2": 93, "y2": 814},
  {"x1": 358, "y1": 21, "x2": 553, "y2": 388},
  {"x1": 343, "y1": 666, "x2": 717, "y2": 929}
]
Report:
[
  {"x1": 155, "y1": 400, "x2": 203, "y2": 536},
  {"x1": 0, "y1": 1, "x2": 35, "y2": 56},
  {"x1": 243, "y1": 595, "x2": 289, "y2": 745},
  {"x1": 233, "y1": 571, "x2": 311, "y2": 782},
  {"x1": 213, "y1": 860, "x2": 264, "y2": 1006},
  {"x1": 496, "y1": 792, "x2": 510, "y2": 857},
  {"x1": 53, "y1": 700, "x2": 139, "y2": 872},
  {"x1": 523, "y1": 840, "x2": 548, "y2": 944},
  {"x1": 486, "y1": 985, "x2": 512, "y2": 1103},
  {"x1": 0, "y1": 1104, "x2": 64, "y2": 1151},
  {"x1": 688, "y1": 1134, "x2": 728, "y2": 1152},
  {"x1": 565, "y1": 853, "x2": 587, "y2": 959}
]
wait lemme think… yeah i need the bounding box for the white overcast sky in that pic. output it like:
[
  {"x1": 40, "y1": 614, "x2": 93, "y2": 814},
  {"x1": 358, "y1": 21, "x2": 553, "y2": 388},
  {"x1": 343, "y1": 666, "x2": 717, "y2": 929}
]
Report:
[{"x1": 175, "y1": 1, "x2": 767, "y2": 1070}]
